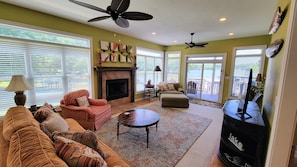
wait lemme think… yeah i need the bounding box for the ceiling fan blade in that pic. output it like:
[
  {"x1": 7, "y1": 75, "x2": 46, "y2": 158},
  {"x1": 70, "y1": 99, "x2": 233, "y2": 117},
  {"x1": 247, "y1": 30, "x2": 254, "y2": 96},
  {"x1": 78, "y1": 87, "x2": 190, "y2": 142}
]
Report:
[
  {"x1": 121, "y1": 12, "x2": 153, "y2": 20},
  {"x1": 111, "y1": 0, "x2": 130, "y2": 13},
  {"x1": 69, "y1": 0, "x2": 108, "y2": 14},
  {"x1": 195, "y1": 42, "x2": 208, "y2": 46},
  {"x1": 115, "y1": 17, "x2": 129, "y2": 28},
  {"x1": 88, "y1": 16, "x2": 111, "y2": 22},
  {"x1": 194, "y1": 45, "x2": 205, "y2": 48}
]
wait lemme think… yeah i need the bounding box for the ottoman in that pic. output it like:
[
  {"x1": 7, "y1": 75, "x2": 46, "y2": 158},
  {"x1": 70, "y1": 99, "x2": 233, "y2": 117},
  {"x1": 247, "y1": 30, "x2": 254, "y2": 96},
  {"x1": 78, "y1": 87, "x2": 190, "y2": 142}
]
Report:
[{"x1": 160, "y1": 93, "x2": 189, "y2": 108}]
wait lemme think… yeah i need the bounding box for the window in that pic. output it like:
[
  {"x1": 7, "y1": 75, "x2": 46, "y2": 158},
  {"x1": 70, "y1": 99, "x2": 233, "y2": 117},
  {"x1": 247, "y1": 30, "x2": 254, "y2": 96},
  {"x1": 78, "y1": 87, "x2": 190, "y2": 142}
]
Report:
[
  {"x1": 165, "y1": 51, "x2": 181, "y2": 83},
  {"x1": 230, "y1": 46, "x2": 266, "y2": 97},
  {"x1": 0, "y1": 23, "x2": 91, "y2": 117},
  {"x1": 136, "y1": 47, "x2": 163, "y2": 92}
]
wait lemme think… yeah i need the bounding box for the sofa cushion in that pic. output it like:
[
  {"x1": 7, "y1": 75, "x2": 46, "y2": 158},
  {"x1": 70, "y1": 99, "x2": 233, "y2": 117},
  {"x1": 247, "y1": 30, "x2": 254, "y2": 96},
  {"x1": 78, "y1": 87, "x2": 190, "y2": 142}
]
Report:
[
  {"x1": 55, "y1": 136, "x2": 107, "y2": 167},
  {"x1": 7, "y1": 126, "x2": 67, "y2": 167},
  {"x1": 2, "y1": 106, "x2": 39, "y2": 142}
]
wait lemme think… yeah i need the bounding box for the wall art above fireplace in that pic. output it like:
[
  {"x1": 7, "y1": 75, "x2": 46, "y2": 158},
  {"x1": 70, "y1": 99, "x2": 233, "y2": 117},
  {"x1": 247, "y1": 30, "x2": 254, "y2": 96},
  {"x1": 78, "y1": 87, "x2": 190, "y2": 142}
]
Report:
[{"x1": 98, "y1": 40, "x2": 135, "y2": 64}]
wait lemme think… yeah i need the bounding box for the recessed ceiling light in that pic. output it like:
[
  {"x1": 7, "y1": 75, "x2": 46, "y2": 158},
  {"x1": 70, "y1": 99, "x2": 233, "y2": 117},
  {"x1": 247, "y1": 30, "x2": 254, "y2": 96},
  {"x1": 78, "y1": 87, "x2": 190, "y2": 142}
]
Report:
[
  {"x1": 152, "y1": 32, "x2": 156, "y2": 35},
  {"x1": 219, "y1": 17, "x2": 226, "y2": 22},
  {"x1": 229, "y1": 32, "x2": 234, "y2": 36}
]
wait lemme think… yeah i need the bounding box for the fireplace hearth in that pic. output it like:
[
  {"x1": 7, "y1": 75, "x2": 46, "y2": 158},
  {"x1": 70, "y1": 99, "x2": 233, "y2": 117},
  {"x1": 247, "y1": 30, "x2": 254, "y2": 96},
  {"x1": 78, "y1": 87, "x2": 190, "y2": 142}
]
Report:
[{"x1": 106, "y1": 79, "x2": 128, "y2": 100}]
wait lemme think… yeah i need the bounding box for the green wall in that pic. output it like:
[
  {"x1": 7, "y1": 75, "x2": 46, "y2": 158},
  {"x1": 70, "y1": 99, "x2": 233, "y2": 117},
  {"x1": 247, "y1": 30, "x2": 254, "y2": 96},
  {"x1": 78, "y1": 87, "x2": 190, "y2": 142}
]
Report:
[
  {"x1": 166, "y1": 35, "x2": 271, "y2": 102},
  {"x1": 0, "y1": 2, "x2": 272, "y2": 102},
  {"x1": 262, "y1": 1, "x2": 291, "y2": 129},
  {"x1": 0, "y1": 2, "x2": 163, "y2": 98}
]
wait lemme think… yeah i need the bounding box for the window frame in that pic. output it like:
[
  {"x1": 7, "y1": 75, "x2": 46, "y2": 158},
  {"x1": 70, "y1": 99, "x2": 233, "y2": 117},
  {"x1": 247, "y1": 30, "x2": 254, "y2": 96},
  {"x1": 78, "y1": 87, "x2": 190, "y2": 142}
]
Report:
[
  {"x1": 164, "y1": 51, "x2": 181, "y2": 83},
  {"x1": 229, "y1": 45, "x2": 266, "y2": 98},
  {"x1": 0, "y1": 21, "x2": 93, "y2": 117},
  {"x1": 135, "y1": 47, "x2": 163, "y2": 93}
]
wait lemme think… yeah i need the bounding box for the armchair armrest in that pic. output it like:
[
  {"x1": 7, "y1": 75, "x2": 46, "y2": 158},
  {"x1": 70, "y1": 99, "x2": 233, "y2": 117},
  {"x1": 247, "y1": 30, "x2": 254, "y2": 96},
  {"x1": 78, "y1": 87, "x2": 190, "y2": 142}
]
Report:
[
  {"x1": 60, "y1": 105, "x2": 90, "y2": 120},
  {"x1": 88, "y1": 99, "x2": 107, "y2": 106},
  {"x1": 177, "y1": 88, "x2": 184, "y2": 93}
]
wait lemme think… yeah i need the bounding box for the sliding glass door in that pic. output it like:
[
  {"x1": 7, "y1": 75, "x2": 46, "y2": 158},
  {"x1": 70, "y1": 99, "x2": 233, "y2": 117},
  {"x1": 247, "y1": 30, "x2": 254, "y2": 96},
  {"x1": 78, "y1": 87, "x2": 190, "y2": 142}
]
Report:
[{"x1": 185, "y1": 54, "x2": 225, "y2": 103}]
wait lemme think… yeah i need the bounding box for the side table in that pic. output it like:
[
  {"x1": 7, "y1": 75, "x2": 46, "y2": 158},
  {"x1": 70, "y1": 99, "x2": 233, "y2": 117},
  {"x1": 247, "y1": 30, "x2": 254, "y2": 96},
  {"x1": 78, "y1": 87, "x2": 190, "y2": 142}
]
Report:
[{"x1": 144, "y1": 85, "x2": 155, "y2": 100}]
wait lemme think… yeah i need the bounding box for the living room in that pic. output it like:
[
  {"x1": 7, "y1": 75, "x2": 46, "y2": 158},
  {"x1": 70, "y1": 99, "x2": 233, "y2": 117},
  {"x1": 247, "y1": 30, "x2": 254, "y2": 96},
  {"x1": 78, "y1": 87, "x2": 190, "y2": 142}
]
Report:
[{"x1": 0, "y1": 0, "x2": 297, "y2": 167}]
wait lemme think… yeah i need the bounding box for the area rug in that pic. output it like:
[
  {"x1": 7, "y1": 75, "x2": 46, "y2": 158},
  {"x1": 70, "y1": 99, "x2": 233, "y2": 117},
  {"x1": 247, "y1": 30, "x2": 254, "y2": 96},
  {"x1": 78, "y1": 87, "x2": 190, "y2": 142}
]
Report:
[
  {"x1": 189, "y1": 98, "x2": 224, "y2": 109},
  {"x1": 96, "y1": 102, "x2": 212, "y2": 167}
]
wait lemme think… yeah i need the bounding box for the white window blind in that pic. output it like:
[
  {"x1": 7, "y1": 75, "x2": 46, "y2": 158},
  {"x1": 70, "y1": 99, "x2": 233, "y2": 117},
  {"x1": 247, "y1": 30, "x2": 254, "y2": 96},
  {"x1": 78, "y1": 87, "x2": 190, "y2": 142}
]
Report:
[
  {"x1": 0, "y1": 26, "x2": 91, "y2": 117},
  {"x1": 136, "y1": 47, "x2": 163, "y2": 93}
]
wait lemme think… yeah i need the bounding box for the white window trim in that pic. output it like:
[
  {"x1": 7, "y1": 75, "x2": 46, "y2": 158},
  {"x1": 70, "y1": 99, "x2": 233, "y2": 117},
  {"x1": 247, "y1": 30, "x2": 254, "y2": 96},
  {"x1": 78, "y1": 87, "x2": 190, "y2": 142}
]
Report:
[
  {"x1": 0, "y1": 20, "x2": 94, "y2": 117},
  {"x1": 229, "y1": 45, "x2": 266, "y2": 99},
  {"x1": 184, "y1": 53, "x2": 227, "y2": 103},
  {"x1": 164, "y1": 51, "x2": 181, "y2": 83}
]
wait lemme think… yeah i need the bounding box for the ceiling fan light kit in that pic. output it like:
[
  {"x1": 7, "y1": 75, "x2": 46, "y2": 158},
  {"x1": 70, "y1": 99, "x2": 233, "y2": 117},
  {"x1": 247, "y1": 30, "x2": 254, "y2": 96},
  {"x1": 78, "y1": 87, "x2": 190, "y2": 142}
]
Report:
[
  {"x1": 69, "y1": 0, "x2": 153, "y2": 28},
  {"x1": 185, "y1": 33, "x2": 208, "y2": 49}
]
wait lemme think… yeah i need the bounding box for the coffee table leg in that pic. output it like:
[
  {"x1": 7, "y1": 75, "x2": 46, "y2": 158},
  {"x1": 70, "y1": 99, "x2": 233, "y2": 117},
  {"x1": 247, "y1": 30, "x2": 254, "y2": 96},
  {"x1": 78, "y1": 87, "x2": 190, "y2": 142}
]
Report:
[
  {"x1": 146, "y1": 126, "x2": 149, "y2": 148},
  {"x1": 117, "y1": 122, "x2": 120, "y2": 140}
]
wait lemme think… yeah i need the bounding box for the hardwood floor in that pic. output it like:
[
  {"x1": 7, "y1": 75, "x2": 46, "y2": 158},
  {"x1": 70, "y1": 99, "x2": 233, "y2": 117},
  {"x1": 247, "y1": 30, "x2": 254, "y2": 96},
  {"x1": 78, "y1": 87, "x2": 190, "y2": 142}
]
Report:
[{"x1": 111, "y1": 98, "x2": 224, "y2": 167}]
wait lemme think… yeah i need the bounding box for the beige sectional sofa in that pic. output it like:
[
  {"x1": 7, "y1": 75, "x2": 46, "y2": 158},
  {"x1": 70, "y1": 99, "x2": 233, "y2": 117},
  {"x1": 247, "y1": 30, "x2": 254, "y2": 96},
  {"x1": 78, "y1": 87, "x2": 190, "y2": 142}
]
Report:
[{"x1": 0, "y1": 106, "x2": 130, "y2": 167}]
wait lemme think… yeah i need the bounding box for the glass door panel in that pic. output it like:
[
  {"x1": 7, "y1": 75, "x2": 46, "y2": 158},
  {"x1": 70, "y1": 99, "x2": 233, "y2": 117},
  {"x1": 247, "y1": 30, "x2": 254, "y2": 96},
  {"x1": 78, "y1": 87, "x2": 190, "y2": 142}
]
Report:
[{"x1": 186, "y1": 62, "x2": 222, "y2": 102}]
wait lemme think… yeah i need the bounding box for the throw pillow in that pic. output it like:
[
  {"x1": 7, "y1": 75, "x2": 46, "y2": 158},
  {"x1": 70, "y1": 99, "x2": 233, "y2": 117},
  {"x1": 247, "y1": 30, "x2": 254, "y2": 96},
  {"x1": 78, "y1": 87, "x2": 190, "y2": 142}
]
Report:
[
  {"x1": 55, "y1": 136, "x2": 107, "y2": 167},
  {"x1": 52, "y1": 130, "x2": 108, "y2": 159},
  {"x1": 34, "y1": 103, "x2": 69, "y2": 134},
  {"x1": 167, "y1": 83, "x2": 176, "y2": 90},
  {"x1": 76, "y1": 96, "x2": 90, "y2": 107},
  {"x1": 159, "y1": 84, "x2": 169, "y2": 91}
]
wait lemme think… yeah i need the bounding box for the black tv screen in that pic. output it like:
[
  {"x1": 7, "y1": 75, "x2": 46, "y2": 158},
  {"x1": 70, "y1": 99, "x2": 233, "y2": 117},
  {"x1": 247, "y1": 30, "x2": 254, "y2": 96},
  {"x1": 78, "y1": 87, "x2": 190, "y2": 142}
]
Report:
[{"x1": 237, "y1": 69, "x2": 253, "y2": 120}]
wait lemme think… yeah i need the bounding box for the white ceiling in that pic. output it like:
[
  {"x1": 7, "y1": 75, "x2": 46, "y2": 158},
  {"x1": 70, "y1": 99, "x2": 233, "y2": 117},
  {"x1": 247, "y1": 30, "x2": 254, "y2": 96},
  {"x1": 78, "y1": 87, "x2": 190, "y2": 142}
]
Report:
[{"x1": 2, "y1": 0, "x2": 278, "y2": 46}]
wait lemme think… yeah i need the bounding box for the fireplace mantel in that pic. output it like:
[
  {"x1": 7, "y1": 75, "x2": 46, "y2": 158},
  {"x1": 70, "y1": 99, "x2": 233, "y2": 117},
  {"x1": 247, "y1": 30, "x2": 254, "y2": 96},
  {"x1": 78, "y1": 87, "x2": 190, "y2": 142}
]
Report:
[{"x1": 94, "y1": 66, "x2": 137, "y2": 104}]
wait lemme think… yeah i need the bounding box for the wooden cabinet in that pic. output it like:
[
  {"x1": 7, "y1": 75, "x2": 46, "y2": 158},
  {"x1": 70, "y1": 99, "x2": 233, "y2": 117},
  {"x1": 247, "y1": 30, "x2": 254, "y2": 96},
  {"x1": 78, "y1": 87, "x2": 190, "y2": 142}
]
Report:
[{"x1": 218, "y1": 100, "x2": 265, "y2": 167}]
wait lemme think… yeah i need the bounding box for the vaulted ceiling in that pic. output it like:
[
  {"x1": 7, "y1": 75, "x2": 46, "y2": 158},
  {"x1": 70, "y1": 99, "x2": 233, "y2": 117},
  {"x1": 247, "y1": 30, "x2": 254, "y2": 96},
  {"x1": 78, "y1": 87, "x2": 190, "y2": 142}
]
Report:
[{"x1": 1, "y1": 0, "x2": 278, "y2": 46}]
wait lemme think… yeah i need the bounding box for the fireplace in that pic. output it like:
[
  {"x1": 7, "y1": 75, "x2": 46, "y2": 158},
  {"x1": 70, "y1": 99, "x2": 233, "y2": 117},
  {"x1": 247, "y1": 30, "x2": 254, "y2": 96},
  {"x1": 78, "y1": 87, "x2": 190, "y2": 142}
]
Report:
[
  {"x1": 94, "y1": 66, "x2": 137, "y2": 106},
  {"x1": 106, "y1": 79, "x2": 128, "y2": 100}
]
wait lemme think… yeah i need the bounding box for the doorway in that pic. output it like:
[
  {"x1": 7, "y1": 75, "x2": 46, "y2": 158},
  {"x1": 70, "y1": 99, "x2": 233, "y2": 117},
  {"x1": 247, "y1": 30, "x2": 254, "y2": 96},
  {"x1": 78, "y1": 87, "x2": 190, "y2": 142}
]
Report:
[{"x1": 185, "y1": 54, "x2": 226, "y2": 103}]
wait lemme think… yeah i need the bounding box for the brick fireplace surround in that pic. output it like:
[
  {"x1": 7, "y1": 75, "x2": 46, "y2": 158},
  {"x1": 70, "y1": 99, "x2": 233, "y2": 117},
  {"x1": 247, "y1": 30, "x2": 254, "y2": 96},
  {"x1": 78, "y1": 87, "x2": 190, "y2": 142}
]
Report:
[{"x1": 94, "y1": 66, "x2": 137, "y2": 106}]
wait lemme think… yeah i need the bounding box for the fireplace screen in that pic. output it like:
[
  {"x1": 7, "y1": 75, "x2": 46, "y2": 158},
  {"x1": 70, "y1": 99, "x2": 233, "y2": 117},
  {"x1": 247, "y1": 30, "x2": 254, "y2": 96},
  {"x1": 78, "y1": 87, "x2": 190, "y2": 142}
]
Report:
[{"x1": 106, "y1": 79, "x2": 128, "y2": 100}]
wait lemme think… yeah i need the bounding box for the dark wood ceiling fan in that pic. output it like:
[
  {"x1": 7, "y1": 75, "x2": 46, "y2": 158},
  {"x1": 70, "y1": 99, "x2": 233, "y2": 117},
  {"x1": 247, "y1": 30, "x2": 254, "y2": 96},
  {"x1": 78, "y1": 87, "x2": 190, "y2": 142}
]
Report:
[
  {"x1": 185, "y1": 33, "x2": 208, "y2": 49},
  {"x1": 69, "y1": 0, "x2": 153, "y2": 28}
]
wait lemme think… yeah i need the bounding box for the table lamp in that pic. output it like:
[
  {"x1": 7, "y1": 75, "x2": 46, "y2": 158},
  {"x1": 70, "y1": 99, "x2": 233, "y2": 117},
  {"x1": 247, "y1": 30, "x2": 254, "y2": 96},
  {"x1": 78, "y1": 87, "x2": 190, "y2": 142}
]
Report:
[{"x1": 5, "y1": 75, "x2": 32, "y2": 106}]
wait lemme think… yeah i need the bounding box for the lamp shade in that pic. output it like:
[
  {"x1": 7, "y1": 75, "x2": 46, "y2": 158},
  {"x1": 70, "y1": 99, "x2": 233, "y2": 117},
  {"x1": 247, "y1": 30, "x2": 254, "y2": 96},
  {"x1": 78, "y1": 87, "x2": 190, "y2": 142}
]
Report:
[
  {"x1": 154, "y1": 65, "x2": 162, "y2": 72},
  {"x1": 5, "y1": 75, "x2": 32, "y2": 92}
]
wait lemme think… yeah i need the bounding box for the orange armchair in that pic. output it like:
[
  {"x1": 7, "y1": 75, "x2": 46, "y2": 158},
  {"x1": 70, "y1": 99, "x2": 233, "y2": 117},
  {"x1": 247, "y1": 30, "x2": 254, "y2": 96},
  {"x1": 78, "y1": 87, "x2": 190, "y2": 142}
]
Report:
[{"x1": 60, "y1": 89, "x2": 111, "y2": 130}]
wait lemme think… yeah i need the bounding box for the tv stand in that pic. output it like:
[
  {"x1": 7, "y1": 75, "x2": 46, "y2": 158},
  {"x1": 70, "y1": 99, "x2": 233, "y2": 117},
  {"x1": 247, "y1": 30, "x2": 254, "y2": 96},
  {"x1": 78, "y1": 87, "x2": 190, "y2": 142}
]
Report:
[
  {"x1": 218, "y1": 100, "x2": 265, "y2": 167},
  {"x1": 236, "y1": 111, "x2": 252, "y2": 120}
]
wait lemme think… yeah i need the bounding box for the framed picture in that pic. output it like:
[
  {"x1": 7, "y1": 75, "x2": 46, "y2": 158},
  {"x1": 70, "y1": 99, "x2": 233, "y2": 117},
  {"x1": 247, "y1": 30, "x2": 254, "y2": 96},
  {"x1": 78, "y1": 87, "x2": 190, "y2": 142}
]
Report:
[
  {"x1": 110, "y1": 42, "x2": 118, "y2": 52},
  {"x1": 101, "y1": 52, "x2": 110, "y2": 62},
  {"x1": 118, "y1": 43, "x2": 126, "y2": 51},
  {"x1": 110, "y1": 53, "x2": 118, "y2": 62},
  {"x1": 100, "y1": 41, "x2": 110, "y2": 51},
  {"x1": 120, "y1": 54, "x2": 126, "y2": 63}
]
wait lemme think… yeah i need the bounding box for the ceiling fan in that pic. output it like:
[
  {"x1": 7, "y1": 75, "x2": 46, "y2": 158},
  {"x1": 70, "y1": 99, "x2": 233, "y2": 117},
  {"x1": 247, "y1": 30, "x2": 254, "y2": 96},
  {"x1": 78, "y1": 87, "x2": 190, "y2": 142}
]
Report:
[
  {"x1": 185, "y1": 33, "x2": 208, "y2": 49},
  {"x1": 69, "y1": 0, "x2": 153, "y2": 28}
]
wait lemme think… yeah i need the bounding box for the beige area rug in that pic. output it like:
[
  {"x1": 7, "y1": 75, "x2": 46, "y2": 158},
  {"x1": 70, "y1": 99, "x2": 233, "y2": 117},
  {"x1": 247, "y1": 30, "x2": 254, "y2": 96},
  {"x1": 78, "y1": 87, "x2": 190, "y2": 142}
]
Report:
[
  {"x1": 189, "y1": 98, "x2": 224, "y2": 109},
  {"x1": 96, "y1": 102, "x2": 224, "y2": 167}
]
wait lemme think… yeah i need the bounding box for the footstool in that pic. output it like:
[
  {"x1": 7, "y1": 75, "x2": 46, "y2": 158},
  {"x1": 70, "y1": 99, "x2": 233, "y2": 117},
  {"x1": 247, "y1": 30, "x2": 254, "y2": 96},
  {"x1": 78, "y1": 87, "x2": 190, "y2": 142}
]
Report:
[{"x1": 160, "y1": 93, "x2": 189, "y2": 108}]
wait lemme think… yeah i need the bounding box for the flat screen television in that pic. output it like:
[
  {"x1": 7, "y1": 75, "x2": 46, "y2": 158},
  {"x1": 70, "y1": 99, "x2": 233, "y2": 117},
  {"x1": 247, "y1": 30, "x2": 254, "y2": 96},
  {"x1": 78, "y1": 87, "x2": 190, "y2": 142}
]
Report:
[{"x1": 236, "y1": 68, "x2": 253, "y2": 120}]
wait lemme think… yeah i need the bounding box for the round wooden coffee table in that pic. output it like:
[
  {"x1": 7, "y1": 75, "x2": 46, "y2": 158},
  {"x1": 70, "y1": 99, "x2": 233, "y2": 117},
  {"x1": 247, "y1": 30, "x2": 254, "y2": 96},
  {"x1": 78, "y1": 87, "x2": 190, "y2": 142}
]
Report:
[{"x1": 117, "y1": 108, "x2": 160, "y2": 148}]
